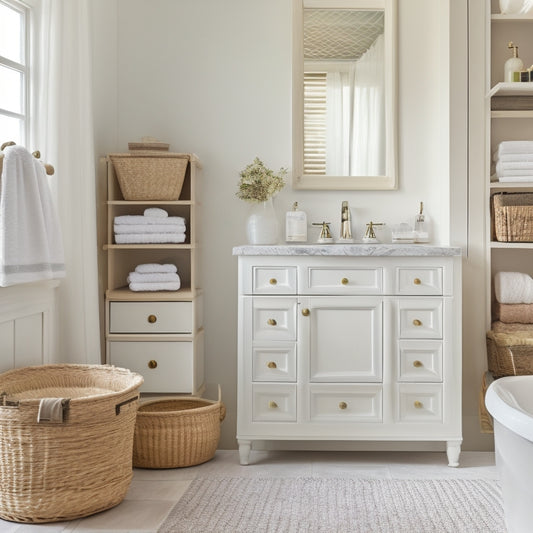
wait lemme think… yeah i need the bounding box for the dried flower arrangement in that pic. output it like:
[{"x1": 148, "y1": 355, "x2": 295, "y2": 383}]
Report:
[{"x1": 236, "y1": 157, "x2": 287, "y2": 203}]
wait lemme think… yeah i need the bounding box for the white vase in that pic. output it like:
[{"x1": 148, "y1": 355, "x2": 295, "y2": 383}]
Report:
[
  {"x1": 246, "y1": 198, "x2": 279, "y2": 245},
  {"x1": 500, "y1": 0, "x2": 533, "y2": 14}
]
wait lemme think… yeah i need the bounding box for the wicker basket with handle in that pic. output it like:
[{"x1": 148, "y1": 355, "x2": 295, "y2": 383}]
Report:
[
  {"x1": 133, "y1": 385, "x2": 226, "y2": 469},
  {"x1": 486, "y1": 322, "x2": 533, "y2": 377},
  {"x1": 493, "y1": 192, "x2": 533, "y2": 242},
  {"x1": 109, "y1": 152, "x2": 189, "y2": 201}
]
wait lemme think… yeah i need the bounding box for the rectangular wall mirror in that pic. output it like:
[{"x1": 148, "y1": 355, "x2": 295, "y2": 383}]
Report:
[{"x1": 292, "y1": 0, "x2": 397, "y2": 190}]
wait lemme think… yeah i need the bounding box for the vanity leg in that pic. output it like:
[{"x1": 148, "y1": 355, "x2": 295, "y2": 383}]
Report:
[
  {"x1": 238, "y1": 440, "x2": 252, "y2": 465},
  {"x1": 446, "y1": 440, "x2": 461, "y2": 467}
]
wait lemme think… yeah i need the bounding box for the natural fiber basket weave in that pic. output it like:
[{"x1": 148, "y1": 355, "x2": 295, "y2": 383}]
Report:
[
  {"x1": 109, "y1": 153, "x2": 189, "y2": 201},
  {"x1": 0, "y1": 364, "x2": 143, "y2": 523},
  {"x1": 493, "y1": 192, "x2": 533, "y2": 242},
  {"x1": 133, "y1": 387, "x2": 226, "y2": 469},
  {"x1": 486, "y1": 322, "x2": 533, "y2": 377}
]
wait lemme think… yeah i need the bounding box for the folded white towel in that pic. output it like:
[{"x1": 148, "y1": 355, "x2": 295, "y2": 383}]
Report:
[
  {"x1": 495, "y1": 141, "x2": 533, "y2": 157},
  {"x1": 496, "y1": 161, "x2": 533, "y2": 173},
  {"x1": 494, "y1": 271, "x2": 533, "y2": 304},
  {"x1": 498, "y1": 176, "x2": 533, "y2": 182},
  {"x1": 0, "y1": 145, "x2": 66, "y2": 286},
  {"x1": 144, "y1": 207, "x2": 168, "y2": 218},
  {"x1": 494, "y1": 152, "x2": 533, "y2": 163},
  {"x1": 496, "y1": 166, "x2": 533, "y2": 178},
  {"x1": 135, "y1": 263, "x2": 177, "y2": 274},
  {"x1": 114, "y1": 223, "x2": 186, "y2": 234},
  {"x1": 114, "y1": 215, "x2": 186, "y2": 225},
  {"x1": 115, "y1": 233, "x2": 186, "y2": 244},
  {"x1": 127, "y1": 271, "x2": 181, "y2": 283},
  {"x1": 37, "y1": 398, "x2": 70, "y2": 423},
  {"x1": 129, "y1": 281, "x2": 181, "y2": 292}
]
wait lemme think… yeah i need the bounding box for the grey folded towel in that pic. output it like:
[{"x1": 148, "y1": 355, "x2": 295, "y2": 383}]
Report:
[{"x1": 37, "y1": 398, "x2": 70, "y2": 423}]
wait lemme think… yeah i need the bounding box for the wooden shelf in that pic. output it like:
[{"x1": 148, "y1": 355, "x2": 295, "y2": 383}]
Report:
[
  {"x1": 488, "y1": 82, "x2": 533, "y2": 98},
  {"x1": 106, "y1": 286, "x2": 195, "y2": 301},
  {"x1": 491, "y1": 110, "x2": 533, "y2": 118},
  {"x1": 107, "y1": 200, "x2": 193, "y2": 206},
  {"x1": 490, "y1": 241, "x2": 533, "y2": 249},
  {"x1": 491, "y1": 13, "x2": 533, "y2": 22},
  {"x1": 490, "y1": 181, "x2": 533, "y2": 190},
  {"x1": 103, "y1": 244, "x2": 194, "y2": 250}
]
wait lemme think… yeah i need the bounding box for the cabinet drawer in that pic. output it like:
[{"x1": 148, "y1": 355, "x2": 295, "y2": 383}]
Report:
[
  {"x1": 253, "y1": 267, "x2": 297, "y2": 294},
  {"x1": 397, "y1": 384, "x2": 442, "y2": 422},
  {"x1": 252, "y1": 298, "x2": 297, "y2": 341},
  {"x1": 397, "y1": 340, "x2": 443, "y2": 382},
  {"x1": 309, "y1": 385, "x2": 382, "y2": 422},
  {"x1": 252, "y1": 384, "x2": 296, "y2": 422},
  {"x1": 303, "y1": 267, "x2": 383, "y2": 294},
  {"x1": 396, "y1": 268, "x2": 442, "y2": 295},
  {"x1": 108, "y1": 341, "x2": 194, "y2": 393},
  {"x1": 252, "y1": 343, "x2": 296, "y2": 382},
  {"x1": 398, "y1": 299, "x2": 442, "y2": 339},
  {"x1": 109, "y1": 302, "x2": 192, "y2": 334}
]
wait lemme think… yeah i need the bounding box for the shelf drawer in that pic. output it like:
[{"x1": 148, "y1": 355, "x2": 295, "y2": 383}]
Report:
[
  {"x1": 252, "y1": 297, "x2": 297, "y2": 341},
  {"x1": 252, "y1": 384, "x2": 296, "y2": 422},
  {"x1": 108, "y1": 340, "x2": 194, "y2": 393},
  {"x1": 397, "y1": 384, "x2": 442, "y2": 422},
  {"x1": 395, "y1": 267, "x2": 442, "y2": 295},
  {"x1": 253, "y1": 266, "x2": 297, "y2": 294},
  {"x1": 397, "y1": 340, "x2": 443, "y2": 382},
  {"x1": 252, "y1": 343, "x2": 296, "y2": 382},
  {"x1": 308, "y1": 385, "x2": 382, "y2": 422},
  {"x1": 302, "y1": 267, "x2": 383, "y2": 294},
  {"x1": 398, "y1": 299, "x2": 443, "y2": 339},
  {"x1": 109, "y1": 301, "x2": 192, "y2": 334}
]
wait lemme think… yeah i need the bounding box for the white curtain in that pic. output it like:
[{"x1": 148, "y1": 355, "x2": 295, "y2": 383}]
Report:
[
  {"x1": 32, "y1": 0, "x2": 101, "y2": 364},
  {"x1": 325, "y1": 34, "x2": 385, "y2": 176}
]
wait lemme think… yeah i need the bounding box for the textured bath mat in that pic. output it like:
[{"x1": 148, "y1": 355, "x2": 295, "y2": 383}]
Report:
[{"x1": 158, "y1": 477, "x2": 504, "y2": 533}]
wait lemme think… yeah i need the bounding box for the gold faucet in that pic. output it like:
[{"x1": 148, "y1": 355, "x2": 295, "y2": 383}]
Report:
[{"x1": 340, "y1": 201, "x2": 353, "y2": 241}]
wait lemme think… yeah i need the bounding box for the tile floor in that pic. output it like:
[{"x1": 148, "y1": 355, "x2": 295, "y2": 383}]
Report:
[{"x1": 0, "y1": 450, "x2": 498, "y2": 532}]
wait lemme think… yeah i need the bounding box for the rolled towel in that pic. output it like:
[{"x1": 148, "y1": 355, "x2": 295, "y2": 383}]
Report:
[
  {"x1": 135, "y1": 263, "x2": 177, "y2": 274},
  {"x1": 114, "y1": 223, "x2": 186, "y2": 234},
  {"x1": 115, "y1": 233, "x2": 186, "y2": 244},
  {"x1": 127, "y1": 272, "x2": 180, "y2": 283},
  {"x1": 144, "y1": 207, "x2": 168, "y2": 218},
  {"x1": 493, "y1": 302, "x2": 533, "y2": 324},
  {"x1": 494, "y1": 271, "x2": 533, "y2": 304},
  {"x1": 129, "y1": 281, "x2": 181, "y2": 292},
  {"x1": 114, "y1": 215, "x2": 186, "y2": 225},
  {"x1": 37, "y1": 398, "x2": 70, "y2": 423}
]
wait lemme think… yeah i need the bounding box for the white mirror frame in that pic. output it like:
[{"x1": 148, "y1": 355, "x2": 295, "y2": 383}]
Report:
[{"x1": 292, "y1": 0, "x2": 398, "y2": 190}]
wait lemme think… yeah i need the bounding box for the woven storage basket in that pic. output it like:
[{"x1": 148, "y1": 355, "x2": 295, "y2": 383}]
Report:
[
  {"x1": 133, "y1": 387, "x2": 226, "y2": 469},
  {"x1": 0, "y1": 364, "x2": 143, "y2": 523},
  {"x1": 109, "y1": 153, "x2": 189, "y2": 201},
  {"x1": 493, "y1": 192, "x2": 533, "y2": 242},
  {"x1": 486, "y1": 321, "x2": 533, "y2": 377}
]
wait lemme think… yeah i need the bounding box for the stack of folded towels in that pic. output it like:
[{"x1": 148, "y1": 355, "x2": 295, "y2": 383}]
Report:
[
  {"x1": 127, "y1": 263, "x2": 181, "y2": 292},
  {"x1": 494, "y1": 141, "x2": 533, "y2": 183},
  {"x1": 494, "y1": 271, "x2": 533, "y2": 323},
  {"x1": 114, "y1": 208, "x2": 186, "y2": 244}
]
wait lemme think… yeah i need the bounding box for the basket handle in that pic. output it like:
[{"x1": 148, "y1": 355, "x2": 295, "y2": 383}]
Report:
[{"x1": 115, "y1": 395, "x2": 139, "y2": 415}]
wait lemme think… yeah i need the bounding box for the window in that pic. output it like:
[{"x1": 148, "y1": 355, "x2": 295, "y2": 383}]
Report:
[{"x1": 0, "y1": 0, "x2": 29, "y2": 145}]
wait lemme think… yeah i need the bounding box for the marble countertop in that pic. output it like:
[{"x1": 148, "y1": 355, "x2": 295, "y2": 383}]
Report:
[{"x1": 232, "y1": 244, "x2": 462, "y2": 257}]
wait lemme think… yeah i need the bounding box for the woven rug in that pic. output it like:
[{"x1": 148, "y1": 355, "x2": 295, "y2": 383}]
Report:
[{"x1": 158, "y1": 477, "x2": 504, "y2": 533}]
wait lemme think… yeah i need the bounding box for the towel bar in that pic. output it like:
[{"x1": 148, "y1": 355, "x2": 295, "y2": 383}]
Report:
[{"x1": 0, "y1": 141, "x2": 55, "y2": 176}]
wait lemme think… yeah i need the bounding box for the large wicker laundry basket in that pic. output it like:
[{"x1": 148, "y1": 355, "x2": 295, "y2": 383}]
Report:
[
  {"x1": 133, "y1": 387, "x2": 226, "y2": 469},
  {"x1": 0, "y1": 364, "x2": 143, "y2": 523}
]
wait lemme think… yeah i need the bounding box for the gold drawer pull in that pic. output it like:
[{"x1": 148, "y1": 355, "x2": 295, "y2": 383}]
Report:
[
  {"x1": 267, "y1": 318, "x2": 277, "y2": 326},
  {"x1": 414, "y1": 401, "x2": 423, "y2": 409},
  {"x1": 269, "y1": 278, "x2": 277, "y2": 285},
  {"x1": 268, "y1": 401, "x2": 278, "y2": 409},
  {"x1": 339, "y1": 401, "x2": 348, "y2": 410},
  {"x1": 341, "y1": 277, "x2": 349, "y2": 285},
  {"x1": 147, "y1": 314, "x2": 157, "y2": 323},
  {"x1": 413, "y1": 319, "x2": 422, "y2": 326},
  {"x1": 413, "y1": 278, "x2": 422, "y2": 285},
  {"x1": 148, "y1": 360, "x2": 158, "y2": 369},
  {"x1": 301, "y1": 308, "x2": 310, "y2": 316},
  {"x1": 267, "y1": 361, "x2": 277, "y2": 369},
  {"x1": 413, "y1": 360, "x2": 423, "y2": 368}
]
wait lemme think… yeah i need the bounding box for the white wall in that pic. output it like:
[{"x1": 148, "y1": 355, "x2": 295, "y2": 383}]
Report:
[{"x1": 90, "y1": 0, "x2": 490, "y2": 450}]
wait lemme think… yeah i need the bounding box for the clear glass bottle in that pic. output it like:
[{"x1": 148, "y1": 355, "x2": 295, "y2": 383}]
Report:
[
  {"x1": 285, "y1": 202, "x2": 307, "y2": 242},
  {"x1": 414, "y1": 202, "x2": 430, "y2": 243}
]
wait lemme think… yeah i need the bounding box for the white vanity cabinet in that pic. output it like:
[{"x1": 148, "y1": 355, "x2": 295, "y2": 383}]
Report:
[{"x1": 234, "y1": 245, "x2": 462, "y2": 466}]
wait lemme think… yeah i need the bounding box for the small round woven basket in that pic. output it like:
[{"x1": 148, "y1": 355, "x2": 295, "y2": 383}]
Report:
[{"x1": 133, "y1": 387, "x2": 226, "y2": 469}]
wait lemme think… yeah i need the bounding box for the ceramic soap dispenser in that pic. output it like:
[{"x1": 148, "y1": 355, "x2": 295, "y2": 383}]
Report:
[{"x1": 505, "y1": 42, "x2": 524, "y2": 82}]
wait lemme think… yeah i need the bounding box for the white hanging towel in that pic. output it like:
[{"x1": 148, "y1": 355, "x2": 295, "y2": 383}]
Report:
[{"x1": 0, "y1": 145, "x2": 65, "y2": 286}]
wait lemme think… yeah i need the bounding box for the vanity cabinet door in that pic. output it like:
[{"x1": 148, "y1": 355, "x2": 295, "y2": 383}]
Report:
[{"x1": 299, "y1": 296, "x2": 383, "y2": 382}]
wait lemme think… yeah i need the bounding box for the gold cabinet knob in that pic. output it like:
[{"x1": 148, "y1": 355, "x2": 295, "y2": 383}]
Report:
[
  {"x1": 267, "y1": 361, "x2": 277, "y2": 369},
  {"x1": 413, "y1": 360, "x2": 423, "y2": 368},
  {"x1": 267, "y1": 318, "x2": 277, "y2": 326},
  {"x1": 269, "y1": 278, "x2": 277, "y2": 285},
  {"x1": 413, "y1": 319, "x2": 422, "y2": 326},
  {"x1": 339, "y1": 401, "x2": 348, "y2": 410},
  {"x1": 341, "y1": 277, "x2": 349, "y2": 285},
  {"x1": 148, "y1": 360, "x2": 158, "y2": 369},
  {"x1": 147, "y1": 314, "x2": 157, "y2": 323},
  {"x1": 268, "y1": 401, "x2": 278, "y2": 409},
  {"x1": 413, "y1": 278, "x2": 422, "y2": 285},
  {"x1": 301, "y1": 308, "x2": 310, "y2": 316},
  {"x1": 414, "y1": 401, "x2": 423, "y2": 409}
]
